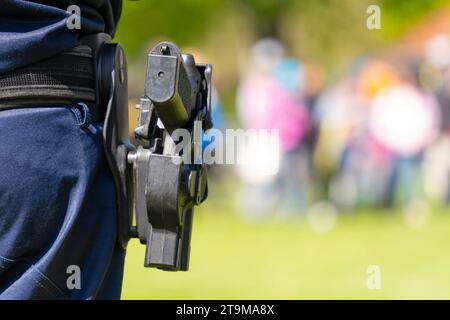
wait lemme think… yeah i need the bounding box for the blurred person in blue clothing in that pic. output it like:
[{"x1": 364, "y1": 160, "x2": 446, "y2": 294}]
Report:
[
  {"x1": 203, "y1": 87, "x2": 225, "y2": 151},
  {"x1": 273, "y1": 58, "x2": 312, "y2": 215}
]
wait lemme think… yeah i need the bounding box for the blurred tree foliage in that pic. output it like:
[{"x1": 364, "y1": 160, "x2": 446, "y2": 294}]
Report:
[
  {"x1": 116, "y1": 0, "x2": 222, "y2": 54},
  {"x1": 117, "y1": 0, "x2": 447, "y2": 57}
]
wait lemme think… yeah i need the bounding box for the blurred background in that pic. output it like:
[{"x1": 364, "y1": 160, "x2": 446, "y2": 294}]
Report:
[{"x1": 117, "y1": 0, "x2": 450, "y2": 299}]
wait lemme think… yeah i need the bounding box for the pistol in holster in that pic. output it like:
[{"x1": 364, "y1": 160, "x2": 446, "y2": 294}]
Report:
[{"x1": 90, "y1": 35, "x2": 212, "y2": 271}]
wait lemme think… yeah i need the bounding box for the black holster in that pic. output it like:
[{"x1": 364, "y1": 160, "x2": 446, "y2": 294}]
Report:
[{"x1": 87, "y1": 35, "x2": 213, "y2": 271}]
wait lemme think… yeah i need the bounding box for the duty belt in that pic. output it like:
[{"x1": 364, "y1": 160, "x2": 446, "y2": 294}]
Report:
[{"x1": 0, "y1": 46, "x2": 103, "y2": 121}]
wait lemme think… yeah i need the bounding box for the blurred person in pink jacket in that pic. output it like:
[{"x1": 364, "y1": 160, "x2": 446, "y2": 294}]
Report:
[{"x1": 236, "y1": 39, "x2": 311, "y2": 217}]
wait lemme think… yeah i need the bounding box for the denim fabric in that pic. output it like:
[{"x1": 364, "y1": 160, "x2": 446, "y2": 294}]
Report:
[{"x1": 0, "y1": 105, "x2": 125, "y2": 299}]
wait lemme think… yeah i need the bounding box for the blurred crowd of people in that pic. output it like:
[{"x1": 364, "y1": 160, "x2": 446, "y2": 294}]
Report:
[{"x1": 232, "y1": 36, "x2": 450, "y2": 217}]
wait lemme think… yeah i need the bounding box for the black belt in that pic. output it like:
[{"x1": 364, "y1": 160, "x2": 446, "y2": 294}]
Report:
[{"x1": 0, "y1": 46, "x2": 104, "y2": 121}]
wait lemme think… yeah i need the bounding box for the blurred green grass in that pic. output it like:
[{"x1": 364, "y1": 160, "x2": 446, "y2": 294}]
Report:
[{"x1": 122, "y1": 205, "x2": 450, "y2": 299}]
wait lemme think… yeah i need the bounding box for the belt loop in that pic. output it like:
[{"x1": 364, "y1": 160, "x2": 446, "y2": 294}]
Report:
[{"x1": 70, "y1": 102, "x2": 92, "y2": 128}]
